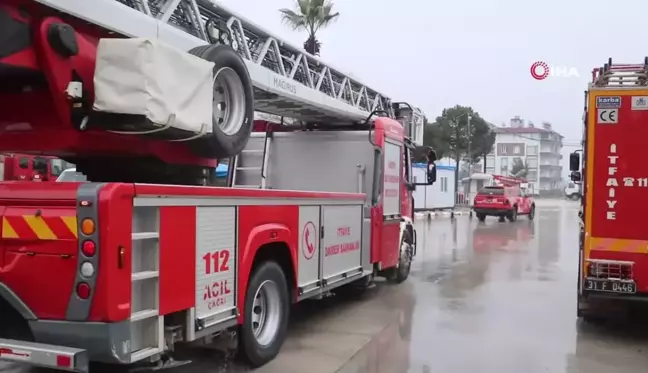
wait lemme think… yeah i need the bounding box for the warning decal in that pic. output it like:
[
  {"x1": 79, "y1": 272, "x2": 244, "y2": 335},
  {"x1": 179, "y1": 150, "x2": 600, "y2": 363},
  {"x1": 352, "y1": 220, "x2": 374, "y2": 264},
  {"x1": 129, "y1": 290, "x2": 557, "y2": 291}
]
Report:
[{"x1": 597, "y1": 109, "x2": 618, "y2": 124}]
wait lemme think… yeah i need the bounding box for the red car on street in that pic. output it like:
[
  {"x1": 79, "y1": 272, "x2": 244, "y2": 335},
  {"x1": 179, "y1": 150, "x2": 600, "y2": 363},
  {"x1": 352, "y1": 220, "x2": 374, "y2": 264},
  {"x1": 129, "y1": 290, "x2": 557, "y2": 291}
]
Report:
[{"x1": 473, "y1": 184, "x2": 535, "y2": 222}]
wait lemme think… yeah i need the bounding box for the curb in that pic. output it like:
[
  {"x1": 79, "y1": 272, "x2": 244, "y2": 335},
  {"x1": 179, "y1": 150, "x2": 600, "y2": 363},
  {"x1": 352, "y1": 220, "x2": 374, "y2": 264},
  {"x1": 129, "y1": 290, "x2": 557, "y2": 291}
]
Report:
[{"x1": 414, "y1": 210, "x2": 471, "y2": 220}]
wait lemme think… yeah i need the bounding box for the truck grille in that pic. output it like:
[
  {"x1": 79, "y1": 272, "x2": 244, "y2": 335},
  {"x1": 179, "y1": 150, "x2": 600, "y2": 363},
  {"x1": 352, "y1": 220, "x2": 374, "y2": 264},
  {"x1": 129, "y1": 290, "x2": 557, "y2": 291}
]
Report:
[{"x1": 587, "y1": 259, "x2": 634, "y2": 280}]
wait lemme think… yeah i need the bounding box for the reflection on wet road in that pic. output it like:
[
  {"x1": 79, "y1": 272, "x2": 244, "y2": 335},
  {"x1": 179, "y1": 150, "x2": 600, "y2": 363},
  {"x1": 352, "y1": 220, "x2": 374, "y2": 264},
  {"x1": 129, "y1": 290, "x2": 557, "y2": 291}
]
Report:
[
  {"x1": 338, "y1": 200, "x2": 648, "y2": 373},
  {"x1": 5, "y1": 200, "x2": 648, "y2": 373}
]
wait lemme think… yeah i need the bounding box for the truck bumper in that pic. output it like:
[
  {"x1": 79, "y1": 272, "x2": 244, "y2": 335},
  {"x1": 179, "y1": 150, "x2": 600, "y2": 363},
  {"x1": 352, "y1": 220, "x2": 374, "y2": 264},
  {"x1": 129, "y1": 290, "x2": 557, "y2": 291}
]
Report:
[
  {"x1": 28, "y1": 319, "x2": 131, "y2": 364},
  {"x1": 473, "y1": 208, "x2": 511, "y2": 217},
  {"x1": 0, "y1": 338, "x2": 88, "y2": 372}
]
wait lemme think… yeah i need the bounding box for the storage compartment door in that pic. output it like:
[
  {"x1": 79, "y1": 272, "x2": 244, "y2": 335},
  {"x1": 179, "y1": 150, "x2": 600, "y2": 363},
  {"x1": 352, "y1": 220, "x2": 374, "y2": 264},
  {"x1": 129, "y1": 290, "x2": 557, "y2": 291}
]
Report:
[{"x1": 321, "y1": 205, "x2": 363, "y2": 285}]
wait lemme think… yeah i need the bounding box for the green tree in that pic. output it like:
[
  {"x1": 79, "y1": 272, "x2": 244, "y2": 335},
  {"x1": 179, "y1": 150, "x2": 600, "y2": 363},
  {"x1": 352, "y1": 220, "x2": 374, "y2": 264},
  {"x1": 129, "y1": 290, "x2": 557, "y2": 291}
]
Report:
[
  {"x1": 425, "y1": 105, "x2": 495, "y2": 192},
  {"x1": 510, "y1": 157, "x2": 529, "y2": 178},
  {"x1": 279, "y1": 0, "x2": 340, "y2": 56},
  {"x1": 470, "y1": 121, "x2": 496, "y2": 172}
]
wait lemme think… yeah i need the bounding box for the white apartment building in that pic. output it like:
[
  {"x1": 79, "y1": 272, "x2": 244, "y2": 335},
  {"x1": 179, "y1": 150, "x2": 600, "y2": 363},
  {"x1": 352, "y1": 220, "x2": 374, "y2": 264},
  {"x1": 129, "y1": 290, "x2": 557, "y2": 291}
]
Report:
[{"x1": 485, "y1": 116, "x2": 563, "y2": 194}]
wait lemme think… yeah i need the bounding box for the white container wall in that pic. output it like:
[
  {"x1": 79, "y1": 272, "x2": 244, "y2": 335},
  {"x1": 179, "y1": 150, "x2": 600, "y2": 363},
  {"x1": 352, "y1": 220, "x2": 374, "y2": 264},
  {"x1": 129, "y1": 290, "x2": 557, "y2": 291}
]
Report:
[{"x1": 413, "y1": 163, "x2": 456, "y2": 210}]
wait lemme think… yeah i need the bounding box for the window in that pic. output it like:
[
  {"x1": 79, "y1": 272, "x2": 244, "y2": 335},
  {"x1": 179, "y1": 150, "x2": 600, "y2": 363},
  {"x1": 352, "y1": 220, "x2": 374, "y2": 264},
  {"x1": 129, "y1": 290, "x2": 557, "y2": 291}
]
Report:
[
  {"x1": 527, "y1": 158, "x2": 538, "y2": 168},
  {"x1": 527, "y1": 145, "x2": 538, "y2": 156},
  {"x1": 33, "y1": 157, "x2": 48, "y2": 175},
  {"x1": 440, "y1": 177, "x2": 448, "y2": 192},
  {"x1": 500, "y1": 157, "x2": 508, "y2": 174},
  {"x1": 18, "y1": 157, "x2": 28, "y2": 169},
  {"x1": 479, "y1": 186, "x2": 505, "y2": 195}
]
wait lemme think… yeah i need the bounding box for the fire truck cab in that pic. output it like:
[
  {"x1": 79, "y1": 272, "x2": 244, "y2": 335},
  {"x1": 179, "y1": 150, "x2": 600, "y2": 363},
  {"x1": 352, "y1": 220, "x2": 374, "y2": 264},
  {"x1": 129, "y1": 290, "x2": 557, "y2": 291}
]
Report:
[{"x1": 0, "y1": 0, "x2": 437, "y2": 371}]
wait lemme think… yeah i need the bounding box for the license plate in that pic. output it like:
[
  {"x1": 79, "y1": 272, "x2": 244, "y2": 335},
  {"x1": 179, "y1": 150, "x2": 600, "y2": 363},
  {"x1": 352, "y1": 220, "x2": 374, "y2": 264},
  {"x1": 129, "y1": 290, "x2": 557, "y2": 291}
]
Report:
[
  {"x1": 487, "y1": 199, "x2": 493, "y2": 203},
  {"x1": 584, "y1": 278, "x2": 636, "y2": 294}
]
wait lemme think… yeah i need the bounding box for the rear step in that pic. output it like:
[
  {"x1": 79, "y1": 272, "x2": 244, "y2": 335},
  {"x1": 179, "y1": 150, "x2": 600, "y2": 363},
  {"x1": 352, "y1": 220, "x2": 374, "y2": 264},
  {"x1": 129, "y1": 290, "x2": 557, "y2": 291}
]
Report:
[{"x1": 0, "y1": 338, "x2": 88, "y2": 372}]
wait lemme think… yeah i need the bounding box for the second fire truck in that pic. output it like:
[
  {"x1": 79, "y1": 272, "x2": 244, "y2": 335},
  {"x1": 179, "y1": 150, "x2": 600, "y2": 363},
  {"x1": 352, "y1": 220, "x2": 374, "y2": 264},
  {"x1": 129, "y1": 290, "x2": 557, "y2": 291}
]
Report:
[{"x1": 0, "y1": 0, "x2": 436, "y2": 371}]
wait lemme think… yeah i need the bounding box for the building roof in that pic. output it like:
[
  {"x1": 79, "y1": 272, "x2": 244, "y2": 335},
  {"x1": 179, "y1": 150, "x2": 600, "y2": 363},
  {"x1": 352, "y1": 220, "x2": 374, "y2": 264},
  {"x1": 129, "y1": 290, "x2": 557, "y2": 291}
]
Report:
[{"x1": 493, "y1": 126, "x2": 564, "y2": 138}]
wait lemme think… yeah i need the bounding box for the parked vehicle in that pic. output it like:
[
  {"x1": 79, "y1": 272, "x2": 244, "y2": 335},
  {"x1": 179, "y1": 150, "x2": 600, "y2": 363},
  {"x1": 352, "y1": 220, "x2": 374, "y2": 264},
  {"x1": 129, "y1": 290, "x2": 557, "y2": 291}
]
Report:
[
  {"x1": 473, "y1": 183, "x2": 535, "y2": 222},
  {"x1": 0, "y1": 154, "x2": 71, "y2": 182},
  {"x1": 564, "y1": 181, "x2": 581, "y2": 200},
  {"x1": 570, "y1": 59, "x2": 648, "y2": 323},
  {"x1": 55, "y1": 168, "x2": 87, "y2": 182},
  {"x1": 0, "y1": 0, "x2": 437, "y2": 371}
]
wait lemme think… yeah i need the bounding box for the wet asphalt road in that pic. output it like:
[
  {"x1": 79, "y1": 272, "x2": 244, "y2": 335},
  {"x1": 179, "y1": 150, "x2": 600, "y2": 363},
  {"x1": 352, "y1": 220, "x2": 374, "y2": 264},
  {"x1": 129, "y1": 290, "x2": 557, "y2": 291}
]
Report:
[{"x1": 5, "y1": 199, "x2": 648, "y2": 373}]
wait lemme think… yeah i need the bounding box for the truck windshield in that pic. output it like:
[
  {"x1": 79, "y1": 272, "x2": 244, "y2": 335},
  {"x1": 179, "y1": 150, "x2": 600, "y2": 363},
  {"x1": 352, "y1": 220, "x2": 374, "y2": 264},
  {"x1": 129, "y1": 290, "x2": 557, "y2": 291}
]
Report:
[{"x1": 479, "y1": 187, "x2": 505, "y2": 195}]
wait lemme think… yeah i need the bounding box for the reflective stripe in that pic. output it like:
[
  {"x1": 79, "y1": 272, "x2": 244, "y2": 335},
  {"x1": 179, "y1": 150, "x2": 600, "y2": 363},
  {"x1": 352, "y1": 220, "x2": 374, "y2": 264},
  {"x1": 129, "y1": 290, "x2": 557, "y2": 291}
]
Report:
[
  {"x1": 589, "y1": 237, "x2": 648, "y2": 254},
  {"x1": 2, "y1": 218, "x2": 17, "y2": 239},
  {"x1": 1, "y1": 216, "x2": 77, "y2": 240}
]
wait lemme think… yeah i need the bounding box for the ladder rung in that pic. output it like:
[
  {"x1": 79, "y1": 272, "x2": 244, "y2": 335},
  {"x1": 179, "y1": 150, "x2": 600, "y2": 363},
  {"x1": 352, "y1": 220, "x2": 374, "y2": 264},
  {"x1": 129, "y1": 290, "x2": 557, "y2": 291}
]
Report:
[
  {"x1": 236, "y1": 167, "x2": 262, "y2": 171},
  {"x1": 131, "y1": 309, "x2": 158, "y2": 322},
  {"x1": 132, "y1": 271, "x2": 159, "y2": 281},
  {"x1": 131, "y1": 347, "x2": 162, "y2": 362},
  {"x1": 132, "y1": 232, "x2": 159, "y2": 240},
  {"x1": 242, "y1": 149, "x2": 264, "y2": 153}
]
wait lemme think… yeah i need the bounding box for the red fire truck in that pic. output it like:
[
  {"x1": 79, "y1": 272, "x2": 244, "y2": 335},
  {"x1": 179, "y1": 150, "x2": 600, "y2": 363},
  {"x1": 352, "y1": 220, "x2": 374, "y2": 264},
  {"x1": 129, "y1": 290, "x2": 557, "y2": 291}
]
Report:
[
  {"x1": 0, "y1": 154, "x2": 69, "y2": 181},
  {"x1": 570, "y1": 59, "x2": 648, "y2": 322},
  {"x1": 0, "y1": 0, "x2": 436, "y2": 371}
]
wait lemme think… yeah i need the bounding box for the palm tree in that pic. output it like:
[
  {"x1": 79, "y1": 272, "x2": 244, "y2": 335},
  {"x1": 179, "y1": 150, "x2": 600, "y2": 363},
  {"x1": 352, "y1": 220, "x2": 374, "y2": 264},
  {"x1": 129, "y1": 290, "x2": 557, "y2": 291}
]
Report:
[{"x1": 279, "y1": 0, "x2": 340, "y2": 56}]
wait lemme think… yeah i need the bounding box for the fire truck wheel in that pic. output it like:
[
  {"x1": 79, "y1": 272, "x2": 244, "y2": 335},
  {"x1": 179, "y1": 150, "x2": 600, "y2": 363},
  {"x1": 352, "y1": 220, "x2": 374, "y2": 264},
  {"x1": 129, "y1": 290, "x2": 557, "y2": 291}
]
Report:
[
  {"x1": 476, "y1": 213, "x2": 486, "y2": 222},
  {"x1": 507, "y1": 208, "x2": 517, "y2": 222},
  {"x1": 188, "y1": 44, "x2": 254, "y2": 159},
  {"x1": 528, "y1": 205, "x2": 535, "y2": 220},
  {"x1": 389, "y1": 233, "x2": 413, "y2": 284},
  {"x1": 239, "y1": 261, "x2": 289, "y2": 367}
]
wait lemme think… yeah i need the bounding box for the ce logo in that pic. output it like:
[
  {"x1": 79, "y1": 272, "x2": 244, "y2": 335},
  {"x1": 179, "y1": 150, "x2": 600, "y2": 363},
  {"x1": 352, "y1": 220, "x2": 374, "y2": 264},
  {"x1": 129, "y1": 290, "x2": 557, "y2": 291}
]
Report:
[{"x1": 599, "y1": 109, "x2": 617, "y2": 123}]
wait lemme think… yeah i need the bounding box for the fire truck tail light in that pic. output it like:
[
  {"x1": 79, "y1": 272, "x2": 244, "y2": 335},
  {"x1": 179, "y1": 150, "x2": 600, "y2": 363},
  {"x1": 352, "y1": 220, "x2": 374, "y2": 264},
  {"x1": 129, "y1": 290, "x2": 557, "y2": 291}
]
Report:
[
  {"x1": 80, "y1": 218, "x2": 95, "y2": 235},
  {"x1": 76, "y1": 282, "x2": 91, "y2": 299},
  {"x1": 81, "y1": 240, "x2": 96, "y2": 256},
  {"x1": 80, "y1": 262, "x2": 95, "y2": 278},
  {"x1": 56, "y1": 355, "x2": 71, "y2": 368}
]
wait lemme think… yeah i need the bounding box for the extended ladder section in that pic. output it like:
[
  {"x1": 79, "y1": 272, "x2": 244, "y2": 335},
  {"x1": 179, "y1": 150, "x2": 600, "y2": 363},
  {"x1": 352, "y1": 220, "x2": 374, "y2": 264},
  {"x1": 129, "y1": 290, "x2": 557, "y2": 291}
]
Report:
[
  {"x1": 36, "y1": 0, "x2": 393, "y2": 125},
  {"x1": 130, "y1": 206, "x2": 164, "y2": 363},
  {"x1": 592, "y1": 58, "x2": 648, "y2": 87}
]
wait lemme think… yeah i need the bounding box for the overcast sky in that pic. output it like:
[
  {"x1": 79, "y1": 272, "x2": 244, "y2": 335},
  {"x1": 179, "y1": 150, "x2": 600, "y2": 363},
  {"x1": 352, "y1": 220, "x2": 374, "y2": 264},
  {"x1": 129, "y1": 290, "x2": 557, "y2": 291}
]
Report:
[{"x1": 219, "y1": 0, "x2": 647, "y2": 146}]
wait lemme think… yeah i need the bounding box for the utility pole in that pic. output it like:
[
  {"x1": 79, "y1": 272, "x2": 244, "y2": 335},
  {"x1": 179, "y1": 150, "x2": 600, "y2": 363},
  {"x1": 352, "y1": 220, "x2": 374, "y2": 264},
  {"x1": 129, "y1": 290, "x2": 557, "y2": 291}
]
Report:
[{"x1": 467, "y1": 115, "x2": 472, "y2": 177}]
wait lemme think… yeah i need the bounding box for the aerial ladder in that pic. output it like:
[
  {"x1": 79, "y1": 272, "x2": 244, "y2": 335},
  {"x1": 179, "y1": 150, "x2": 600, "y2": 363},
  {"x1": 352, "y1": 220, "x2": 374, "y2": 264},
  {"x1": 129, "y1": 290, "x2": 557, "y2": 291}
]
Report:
[{"x1": 0, "y1": 0, "x2": 426, "y2": 186}]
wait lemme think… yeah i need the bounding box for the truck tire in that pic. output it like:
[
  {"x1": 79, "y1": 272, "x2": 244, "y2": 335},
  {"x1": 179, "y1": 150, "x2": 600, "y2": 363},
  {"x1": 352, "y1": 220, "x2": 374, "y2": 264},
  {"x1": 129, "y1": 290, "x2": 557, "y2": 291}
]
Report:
[
  {"x1": 476, "y1": 213, "x2": 486, "y2": 222},
  {"x1": 239, "y1": 261, "x2": 290, "y2": 367},
  {"x1": 188, "y1": 44, "x2": 254, "y2": 159},
  {"x1": 507, "y1": 207, "x2": 517, "y2": 222},
  {"x1": 388, "y1": 232, "x2": 413, "y2": 284},
  {"x1": 528, "y1": 205, "x2": 535, "y2": 220}
]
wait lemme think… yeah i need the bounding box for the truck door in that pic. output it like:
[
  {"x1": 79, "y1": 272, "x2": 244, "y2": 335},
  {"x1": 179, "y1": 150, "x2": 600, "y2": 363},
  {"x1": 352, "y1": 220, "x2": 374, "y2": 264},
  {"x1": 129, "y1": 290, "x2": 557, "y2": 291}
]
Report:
[
  {"x1": 14, "y1": 155, "x2": 31, "y2": 180},
  {"x1": 381, "y1": 140, "x2": 402, "y2": 268}
]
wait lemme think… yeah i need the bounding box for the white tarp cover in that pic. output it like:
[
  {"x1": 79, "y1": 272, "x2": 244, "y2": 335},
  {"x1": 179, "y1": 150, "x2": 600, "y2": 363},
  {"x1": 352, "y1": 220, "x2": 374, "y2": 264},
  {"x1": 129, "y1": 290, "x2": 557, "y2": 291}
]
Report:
[{"x1": 93, "y1": 38, "x2": 214, "y2": 135}]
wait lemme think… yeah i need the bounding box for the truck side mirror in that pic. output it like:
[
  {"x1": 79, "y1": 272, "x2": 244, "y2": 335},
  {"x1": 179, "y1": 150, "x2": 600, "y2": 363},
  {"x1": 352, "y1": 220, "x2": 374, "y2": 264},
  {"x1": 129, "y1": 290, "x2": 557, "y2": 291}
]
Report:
[
  {"x1": 570, "y1": 171, "x2": 581, "y2": 182},
  {"x1": 569, "y1": 152, "x2": 580, "y2": 171},
  {"x1": 427, "y1": 162, "x2": 437, "y2": 184}
]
